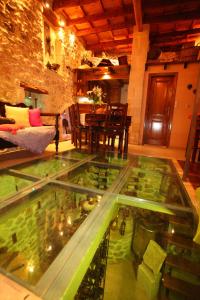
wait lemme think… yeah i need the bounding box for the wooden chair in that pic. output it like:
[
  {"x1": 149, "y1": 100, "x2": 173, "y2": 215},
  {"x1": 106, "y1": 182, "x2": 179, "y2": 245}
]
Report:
[
  {"x1": 68, "y1": 104, "x2": 76, "y2": 146},
  {"x1": 101, "y1": 103, "x2": 128, "y2": 154},
  {"x1": 69, "y1": 104, "x2": 89, "y2": 149}
]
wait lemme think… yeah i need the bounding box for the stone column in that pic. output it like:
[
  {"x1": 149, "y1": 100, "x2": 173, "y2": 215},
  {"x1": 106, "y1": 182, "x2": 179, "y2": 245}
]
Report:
[{"x1": 127, "y1": 24, "x2": 149, "y2": 144}]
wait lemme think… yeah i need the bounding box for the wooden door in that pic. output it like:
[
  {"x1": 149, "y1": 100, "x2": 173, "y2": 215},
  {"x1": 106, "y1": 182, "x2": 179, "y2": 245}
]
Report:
[{"x1": 143, "y1": 74, "x2": 177, "y2": 146}]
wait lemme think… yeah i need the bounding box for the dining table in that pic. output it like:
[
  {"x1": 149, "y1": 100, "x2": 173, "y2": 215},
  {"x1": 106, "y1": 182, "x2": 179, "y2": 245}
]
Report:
[{"x1": 84, "y1": 113, "x2": 132, "y2": 155}]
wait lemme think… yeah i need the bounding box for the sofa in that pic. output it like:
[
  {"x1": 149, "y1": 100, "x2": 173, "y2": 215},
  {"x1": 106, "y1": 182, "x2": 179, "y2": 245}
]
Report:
[{"x1": 0, "y1": 101, "x2": 59, "y2": 154}]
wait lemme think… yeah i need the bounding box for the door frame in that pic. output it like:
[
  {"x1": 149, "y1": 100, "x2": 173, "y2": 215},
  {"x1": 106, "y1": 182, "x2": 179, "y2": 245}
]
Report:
[{"x1": 143, "y1": 72, "x2": 178, "y2": 147}]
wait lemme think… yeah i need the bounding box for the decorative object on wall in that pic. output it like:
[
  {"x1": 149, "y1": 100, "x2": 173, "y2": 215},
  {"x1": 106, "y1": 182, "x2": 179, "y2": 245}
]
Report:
[
  {"x1": 46, "y1": 62, "x2": 60, "y2": 71},
  {"x1": 187, "y1": 84, "x2": 193, "y2": 90}
]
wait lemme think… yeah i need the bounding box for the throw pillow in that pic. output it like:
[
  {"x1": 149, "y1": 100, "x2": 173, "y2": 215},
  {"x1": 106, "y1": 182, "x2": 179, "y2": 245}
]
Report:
[
  {"x1": 5, "y1": 105, "x2": 30, "y2": 127},
  {"x1": 29, "y1": 108, "x2": 43, "y2": 126}
]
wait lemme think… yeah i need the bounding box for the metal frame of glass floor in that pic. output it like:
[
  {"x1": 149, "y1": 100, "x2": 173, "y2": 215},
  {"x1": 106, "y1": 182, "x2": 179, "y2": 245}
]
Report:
[{"x1": 0, "y1": 149, "x2": 195, "y2": 300}]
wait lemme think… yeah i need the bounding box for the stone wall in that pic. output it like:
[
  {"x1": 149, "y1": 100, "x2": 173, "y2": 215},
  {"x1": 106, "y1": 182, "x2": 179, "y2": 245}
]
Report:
[{"x1": 0, "y1": 0, "x2": 87, "y2": 114}]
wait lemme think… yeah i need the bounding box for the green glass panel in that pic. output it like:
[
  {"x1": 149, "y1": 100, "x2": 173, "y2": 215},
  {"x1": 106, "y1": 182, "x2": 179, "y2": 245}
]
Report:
[
  {"x1": 58, "y1": 163, "x2": 121, "y2": 191},
  {"x1": 132, "y1": 155, "x2": 175, "y2": 174},
  {"x1": 13, "y1": 158, "x2": 76, "y2": 177},
  {"x1": 92, "y1": 153, "x2": 129, "y2": 166},
  {"x1": 120, "y1": 168, "x2": 188, "y2": 206},
  {"x1": 0, "y1": 183, "x2": 101, "y2": 286},
  {"x1": 60, "y1": 149, "x2": 90, "y2": 160},
  {"x1": 0, "y1": 172, "x2": 34, "y2": 201}
]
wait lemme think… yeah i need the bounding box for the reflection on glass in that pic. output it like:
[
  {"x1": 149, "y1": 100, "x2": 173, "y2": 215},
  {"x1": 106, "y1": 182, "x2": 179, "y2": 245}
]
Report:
[
  {"x1": 120, "y1": 168, "x2": 186, "y2": 205},
  {"x1": 92, "y1": 152, "x2": 129, "y2": 166},
  {"x1": 60, "y1": 149, "x2": 90, "y2": 160},
  {"x1": 0, "y1": 184, "x2": 100, "y2": 286},
  {"x1": 58, "y1": 163, "x2": 121, "y2": 191},
  {"x1": 13, "y1": 157, "x2": 76, "y2": 177},
  {"x1": 0, "y1": 171, "x2": 34, "y2": 201}
]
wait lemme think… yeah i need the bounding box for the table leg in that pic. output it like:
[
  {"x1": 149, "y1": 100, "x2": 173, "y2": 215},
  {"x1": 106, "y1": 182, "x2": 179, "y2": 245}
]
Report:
[{"x1": 124, "y1": 128, "x2": 129, "y2": 155}]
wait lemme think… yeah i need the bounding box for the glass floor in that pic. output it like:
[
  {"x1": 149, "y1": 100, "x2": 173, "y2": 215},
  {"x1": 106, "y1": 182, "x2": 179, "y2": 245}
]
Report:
[{"x1": 0, "y1": 150, "x2": 195, "y2": 299}]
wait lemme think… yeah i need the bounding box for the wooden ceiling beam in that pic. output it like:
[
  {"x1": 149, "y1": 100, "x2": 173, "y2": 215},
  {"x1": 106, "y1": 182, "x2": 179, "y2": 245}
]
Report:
[
  {"x1": 151, "y1": 28, "x2": 200, "y2": 41},
  {"x1": 52, "y1": 0, "x2": 98, "y2": 11},
  {"x1": 43, "y1": 7, "x2": 59, "y2": 27},
  {"x1": 76, "y1": 21, "x2": 134, "y2": 36},
  {"x1": 132, "y1": 0, "x2": 143, "y2": 32},
  {"x1": 152, "y1": 37, "x2": 197, "y2": 47},
  {"x1": 86, "y1": 38, "x2": 133, "y2": 50},
  {"x1": 158, "y1": 45, "x2": 183, "y2": 52},
  {"x1": 144, "y1": 10, "x2": 200, "y2": 24},
  {"x1": 144, "y1": 0, "x2": 200, "y2": 9},
  {"x1": 67, "y1": 5, "x2": 133, "y2": 25},
  {"x1": 94, "y1": 48, "x2": 132, "y2": 55}
]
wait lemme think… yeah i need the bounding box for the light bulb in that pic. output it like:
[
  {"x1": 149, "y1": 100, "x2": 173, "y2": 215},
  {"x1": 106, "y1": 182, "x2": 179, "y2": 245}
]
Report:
[
  {"x1": 69, "y1": 33, "x2": 75, "y2": 46},
  {"x1": 59, "y1": 20, "x2": 65, "y2": 27},
  {"x1": 44, "y1": 2, "x2": 50, "y2": 9}
]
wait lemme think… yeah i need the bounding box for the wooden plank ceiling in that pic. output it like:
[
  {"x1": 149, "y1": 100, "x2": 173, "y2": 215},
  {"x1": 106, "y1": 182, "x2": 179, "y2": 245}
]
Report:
[{"x1": 50, "y1": 0, "x2": 200, "y2": 55}]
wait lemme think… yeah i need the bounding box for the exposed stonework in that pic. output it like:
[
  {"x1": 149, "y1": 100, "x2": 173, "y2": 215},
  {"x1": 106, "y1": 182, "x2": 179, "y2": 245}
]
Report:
[
  {"x1": 108, "y1": 210, "x2": 133, "y2": 263},
  {"x1": 0, "y1": 0, "x2": 87, "y2": 115}
]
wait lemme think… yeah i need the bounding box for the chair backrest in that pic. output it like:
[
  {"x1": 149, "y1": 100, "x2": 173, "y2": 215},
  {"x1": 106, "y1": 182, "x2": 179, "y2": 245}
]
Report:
[
  {"x1": 68, "y1": 104, "x2": 77, "y2": 128},
  {"x1": 69, "y1": 103, "x2": 82, "y2": 127},
  {"x1": 105, "y1": 103, "x2": 128, "y2": 130},
  {"x1": 73, "y1": 103, "x2": 81, "y2": 126},
  {"x1": 143, "y1": 240, "x2": 167, "y2": 274}
]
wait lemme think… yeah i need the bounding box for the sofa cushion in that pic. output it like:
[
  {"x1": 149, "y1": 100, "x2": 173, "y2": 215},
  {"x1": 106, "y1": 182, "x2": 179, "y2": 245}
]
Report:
[
  {"x1": 5, "y1": 105, "x2": 30, "y2": 127},
  {"x1": 29, "y1": 108, "x2": 43, "y2": 126}
]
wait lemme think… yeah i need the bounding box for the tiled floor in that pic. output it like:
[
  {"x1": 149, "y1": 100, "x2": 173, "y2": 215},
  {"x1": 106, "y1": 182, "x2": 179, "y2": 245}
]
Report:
[{"x1": 104, "y1": 259, "x2": 148, "y2": 300}]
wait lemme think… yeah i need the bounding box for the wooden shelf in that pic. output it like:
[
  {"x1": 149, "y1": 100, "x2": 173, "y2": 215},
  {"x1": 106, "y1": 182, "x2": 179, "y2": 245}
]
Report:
[
  {"x1": 76, "y1": 65, "x2": 130, "y2": 81},
  {"x1": 20, "y1": 81, "x2": 48, "y2": 94},
  {"x1": 162, "y1": 232, "x2": 200, "y2": 250},
  {"x1": 163, "y1": 274, "x2": 200, "y2": 299},
  {"x1": 165, "y1": 255, "x2": 200, "y2": 276},
  {"x1": 145, "y1": 59, "x2": 200, "y2": 70}
]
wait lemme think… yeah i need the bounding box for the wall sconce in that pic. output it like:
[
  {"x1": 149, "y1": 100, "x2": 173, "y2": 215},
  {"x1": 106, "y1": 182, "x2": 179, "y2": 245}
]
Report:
[
  {"x1": 44, "y1": 2, "x2": 50, "y2": 9},
  {"x1": 58, "y1": 20, "x2": 65, "y2": 27},
  {"x1": 58, "y1": 28, "x2": 65, "y2": 42},
  {"x1": 69, "y1": 33, "x2": 75, "y2": 46}
]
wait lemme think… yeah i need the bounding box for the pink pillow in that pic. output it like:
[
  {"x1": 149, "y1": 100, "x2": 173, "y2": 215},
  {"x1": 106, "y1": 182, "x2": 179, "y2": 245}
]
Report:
[{"x1": 29, "y1": 108, "x2": 43, "y2": 126}]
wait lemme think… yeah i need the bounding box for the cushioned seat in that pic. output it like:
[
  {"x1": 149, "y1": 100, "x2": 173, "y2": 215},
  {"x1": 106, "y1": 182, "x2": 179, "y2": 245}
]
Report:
[
  {"x1": 137, "y1": 240, "x2": 167, "y2": 300},
  {"x1": 138, "y1": 262, "x2": 162, "y2": 299}
]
